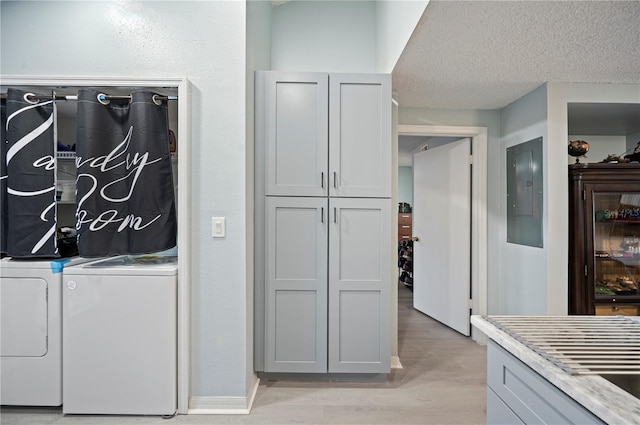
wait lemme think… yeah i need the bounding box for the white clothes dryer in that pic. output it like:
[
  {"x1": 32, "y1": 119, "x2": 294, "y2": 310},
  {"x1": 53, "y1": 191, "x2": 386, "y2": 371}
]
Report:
[
  {"x1": 62, "y1": 253, "x2": 177, "y2": 415},
  {"x1": 0, "y1": 256, "x2": 91, "y2": 406}
]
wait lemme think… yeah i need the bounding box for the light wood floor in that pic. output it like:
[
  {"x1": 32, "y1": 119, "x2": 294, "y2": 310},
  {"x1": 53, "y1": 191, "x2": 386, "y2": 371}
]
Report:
[{"x1": 1, "y1": 284, "x2": 487, "y2": 424}]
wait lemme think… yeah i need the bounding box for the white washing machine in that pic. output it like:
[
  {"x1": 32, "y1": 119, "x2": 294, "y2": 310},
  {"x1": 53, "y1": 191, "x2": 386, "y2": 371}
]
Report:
[
  {"x1": 62, "y1": 253, "x2": 177, "y2": 415},
  {"x1": 0, "y1": 256, "x2": 91, "y2": 406}
]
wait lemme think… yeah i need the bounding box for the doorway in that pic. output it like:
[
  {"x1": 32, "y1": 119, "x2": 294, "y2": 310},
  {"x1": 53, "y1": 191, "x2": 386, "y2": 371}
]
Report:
[{"x1": 396, "y1": 125, "x2": 488, "y2": 340}]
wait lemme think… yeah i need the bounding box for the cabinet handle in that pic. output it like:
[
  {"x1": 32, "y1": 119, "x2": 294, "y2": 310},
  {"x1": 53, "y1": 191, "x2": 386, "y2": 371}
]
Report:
[
  {"x1": 333, "y1": 172, "x2": 337, "y2": 189},
  {"x1": 401, "y1": 225, "x2": 410, "y2": 228},
  {"x1": 321, "y1": 207, "x2": 324, "y2": 223},
  {"x1": 334, "y1": 207, "x2": 337, "y2": 223},
  {"x1": 321, "y1": 172, "x2": 324, "y2": 189}
]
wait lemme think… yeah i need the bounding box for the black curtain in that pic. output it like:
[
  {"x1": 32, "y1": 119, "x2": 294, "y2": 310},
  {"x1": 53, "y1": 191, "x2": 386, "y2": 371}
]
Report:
[
  {"x1": 75, "y1": 89, "x2": 176, "y2": 257},
  {"x1": 1, "y1": 88, "x2": 58, "y2": 258}
]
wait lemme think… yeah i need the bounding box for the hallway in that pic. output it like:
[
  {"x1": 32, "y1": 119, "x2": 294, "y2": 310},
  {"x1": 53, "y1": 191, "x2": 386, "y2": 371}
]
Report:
[{"x1": 1, "y1": 284, "x2": 487, "y2": 424}]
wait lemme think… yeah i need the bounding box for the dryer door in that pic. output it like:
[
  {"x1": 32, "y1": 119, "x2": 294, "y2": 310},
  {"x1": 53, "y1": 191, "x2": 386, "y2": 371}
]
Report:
[{"x1": 1, "y1": 278, "x2": 48, "y2": 357}]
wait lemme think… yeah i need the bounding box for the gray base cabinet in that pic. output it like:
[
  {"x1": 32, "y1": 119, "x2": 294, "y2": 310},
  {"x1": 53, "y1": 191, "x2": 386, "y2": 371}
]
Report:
[
  {"x1": 255, "y1": 71, "x2": 392, "y2": 375},
  {"x1": 487, "y1": 388, "x2": 524, "y2": 425},
  {"x1": 487, "y1": 340, "x2": 604, "y2": 425}
]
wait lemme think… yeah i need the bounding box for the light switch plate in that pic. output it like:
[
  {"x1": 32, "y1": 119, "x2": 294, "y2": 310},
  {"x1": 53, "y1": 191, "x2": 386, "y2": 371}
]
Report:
[{"x1": 212, "y1": 217, "x2": 226, "y2": 238}]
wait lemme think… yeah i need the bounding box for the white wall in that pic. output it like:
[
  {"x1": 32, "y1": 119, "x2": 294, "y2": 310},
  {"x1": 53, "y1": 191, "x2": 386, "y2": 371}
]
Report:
[
  {"x1": 1, "y1": 0, "x2": 250, "y2": 404},
  {"x1": 499, "y1": 84, "x2": 548, "y2": 315},
  {"x1": 567, "y1": 135, "x2": 626, "y2": 164},
  {"x1": 271, "y1": 1, "x2": 376, "y2": 72},
  {"x1": 546, "y1": 82, "x2": 640, "y2": 315},
  {"x1": 375, "y1": 0, "x2": 429, "y2": 73}
]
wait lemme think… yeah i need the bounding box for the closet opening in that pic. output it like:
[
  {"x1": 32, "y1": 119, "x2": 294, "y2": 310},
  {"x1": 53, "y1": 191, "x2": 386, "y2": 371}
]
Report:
[{"x1": 1, "y1": 76, "x2": 191, "y2": 414}]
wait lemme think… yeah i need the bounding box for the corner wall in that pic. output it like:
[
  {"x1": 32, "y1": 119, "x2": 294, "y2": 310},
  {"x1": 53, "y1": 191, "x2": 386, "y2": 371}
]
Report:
[
  {"x1": 499, "y1": 84, "x2": 549, "y2": 315},
  {"x1": 245, "y1": 0, "x2": 272, "y2": 408},
  {"x1": 375, "y1": 0, "x2": 429, "y2": 73}
]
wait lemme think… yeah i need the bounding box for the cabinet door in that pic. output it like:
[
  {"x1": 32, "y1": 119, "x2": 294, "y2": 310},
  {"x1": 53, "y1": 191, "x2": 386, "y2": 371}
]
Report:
[
  {"x1": 568, "y1": 165, "x2": 640, "y2": 315},
  {"x1": 262, "y1": 72, "x2": 328, "y2": 197},
  {"x1": 328, "y1": 198, "x2": 391, "y2": 373},
  {"x1": 587, "y1": 186, "x2": 640, "y2": 313},
  {"x1": 265, "y1": 197, "x2": 328, "y2": 372},
  {"x1": 329, "y1": 74, "x2": 391, "y2": 198}
]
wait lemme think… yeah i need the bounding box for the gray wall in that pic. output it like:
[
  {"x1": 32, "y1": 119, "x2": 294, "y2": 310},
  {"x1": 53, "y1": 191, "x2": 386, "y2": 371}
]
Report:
[
  {"x1": 246, "y1": 0, "x2": 272, "y2": 397},
  {"x1": 398, "y1": 166, "x2": 413, "y2": 206},
  {"x1": 271, "y1": 1, "x2": 377, "y2": 72},
  {"x1": 1, "y1": 0, "x2": 249, "y2": 399},
  {"x1": 499, "y1": 84, "x2": 549, "y2": 315}
]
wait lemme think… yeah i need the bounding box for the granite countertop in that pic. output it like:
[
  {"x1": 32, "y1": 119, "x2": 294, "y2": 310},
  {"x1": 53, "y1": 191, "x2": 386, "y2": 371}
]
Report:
[{"x1": 471, "y1": 315, "x2": 640, "y2": 425}]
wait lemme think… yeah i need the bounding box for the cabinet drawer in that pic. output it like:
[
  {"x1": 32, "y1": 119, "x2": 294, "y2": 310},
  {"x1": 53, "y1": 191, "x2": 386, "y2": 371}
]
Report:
[
  {"x1": 595, "y1": 304, "x2": 640, "y2": 316},
  {"x1": 398, "y1": 225, "x2": 412, "y2": 237},
  {"x1": 398, "y1": 213, "x2": 412, "y2": 225},
  {"x1": 398, "y1": 234, "x2": 412, "y2": 243},
  {"x1": 487, "y1": 388, "x2": 524, "y2": 424},
  {"x1": 487, "y1": 340, "x2": 603, "y2": 425}
]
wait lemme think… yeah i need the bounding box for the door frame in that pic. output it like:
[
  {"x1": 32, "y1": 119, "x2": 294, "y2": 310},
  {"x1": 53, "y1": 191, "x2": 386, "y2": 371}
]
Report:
[
  {"x1": 397, "y1": 124, "x2": 488, "y2": 341},
  {"x1": 1, "y1": 75, "x2": 191, "y2": 413}
]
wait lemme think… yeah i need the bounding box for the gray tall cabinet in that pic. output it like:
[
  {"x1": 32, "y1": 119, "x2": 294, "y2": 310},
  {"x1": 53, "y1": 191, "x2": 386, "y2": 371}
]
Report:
[{"x1": 255, "y1": 71, "x2": 392, "y2": 374}]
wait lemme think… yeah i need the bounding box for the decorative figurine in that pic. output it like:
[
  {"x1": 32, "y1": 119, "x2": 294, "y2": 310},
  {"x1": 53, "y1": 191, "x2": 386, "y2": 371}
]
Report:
[{"x1": 568, "y1": 140, "x2": 589, "y2": 163}]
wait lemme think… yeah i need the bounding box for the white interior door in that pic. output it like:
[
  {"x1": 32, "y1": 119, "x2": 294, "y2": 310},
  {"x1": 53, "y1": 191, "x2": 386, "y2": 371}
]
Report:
[{"x1": 412, "y1": 138, "x2": 471, "y2": 336}]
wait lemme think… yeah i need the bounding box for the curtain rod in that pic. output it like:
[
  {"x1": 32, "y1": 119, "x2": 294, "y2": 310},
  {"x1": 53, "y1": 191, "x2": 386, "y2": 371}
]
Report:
[{"x1": 0, "y1": 92, "x2": 178, "y2": 105}]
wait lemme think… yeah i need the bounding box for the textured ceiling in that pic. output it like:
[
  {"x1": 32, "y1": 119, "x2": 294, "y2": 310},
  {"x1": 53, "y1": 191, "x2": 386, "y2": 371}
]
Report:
[{"x1": 392, "y1": 0, "x2": 640, "y2": 110}]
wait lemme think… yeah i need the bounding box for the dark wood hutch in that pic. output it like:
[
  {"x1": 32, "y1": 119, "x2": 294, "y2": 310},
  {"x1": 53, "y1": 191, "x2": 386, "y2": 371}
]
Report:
[{"x1": 568, "y1": 163, "x2": 640, "y2": 315}]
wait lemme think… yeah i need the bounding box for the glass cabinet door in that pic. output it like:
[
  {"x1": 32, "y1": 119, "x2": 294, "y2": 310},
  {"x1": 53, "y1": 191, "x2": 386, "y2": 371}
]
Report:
[{"x1": 593, "y1": 192, "x2": 640, "y2": 311}]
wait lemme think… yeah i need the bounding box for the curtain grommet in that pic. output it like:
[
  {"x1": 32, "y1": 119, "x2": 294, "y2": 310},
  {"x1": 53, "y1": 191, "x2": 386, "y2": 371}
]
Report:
[
  {"x1": 97, "y1": 93, "x2": 110, "y2": 105},
  {"x1": 24, "y1": 93, "x2": 39, "y2": 104},
  {"x1": 152, "y1": 94, "x2": 163, "y2": 106}
]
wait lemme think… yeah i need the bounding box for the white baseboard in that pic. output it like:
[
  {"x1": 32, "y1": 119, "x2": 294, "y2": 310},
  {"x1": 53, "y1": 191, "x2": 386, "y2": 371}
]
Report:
[
  {"x1": 188, "y1": 377, "x2": 260, "y2": 415},
  {"x1": 246, "y1": 375, "x2": 260, "y2": 411},
  {"x1": 391, "y1": 355, "x2": 403, "y2": 369}
]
